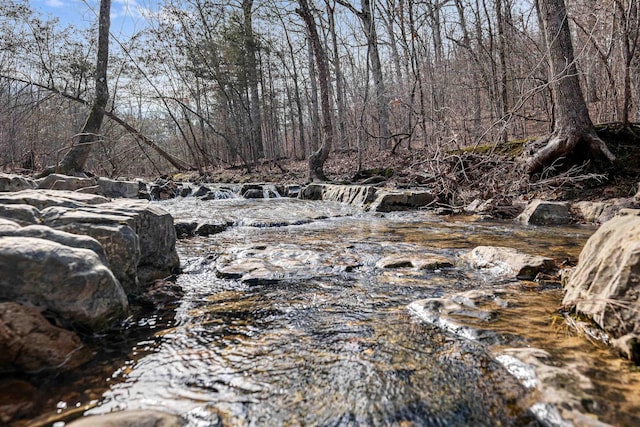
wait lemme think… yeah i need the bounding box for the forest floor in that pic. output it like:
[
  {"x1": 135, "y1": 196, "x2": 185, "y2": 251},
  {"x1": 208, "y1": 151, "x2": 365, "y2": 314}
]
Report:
[{"x1": 197, "y1": 123, "x2": 640, "y2": 206}]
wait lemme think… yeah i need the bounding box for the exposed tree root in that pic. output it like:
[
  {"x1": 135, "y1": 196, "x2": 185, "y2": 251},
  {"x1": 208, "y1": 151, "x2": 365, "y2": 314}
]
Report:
[{"x1": 526, "y1": 131, "x2": 616, "y2": 175}]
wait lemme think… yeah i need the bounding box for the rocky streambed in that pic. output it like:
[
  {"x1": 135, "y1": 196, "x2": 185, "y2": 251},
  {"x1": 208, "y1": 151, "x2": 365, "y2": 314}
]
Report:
[{"x1": 1, "y1": 174, "x2": 640, "y2": 426}]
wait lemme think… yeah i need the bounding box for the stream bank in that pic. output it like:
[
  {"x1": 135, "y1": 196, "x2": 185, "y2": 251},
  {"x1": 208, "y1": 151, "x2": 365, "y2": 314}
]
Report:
[{"x1": 1, "y1": 175, "x2": 640, "y2": 426}]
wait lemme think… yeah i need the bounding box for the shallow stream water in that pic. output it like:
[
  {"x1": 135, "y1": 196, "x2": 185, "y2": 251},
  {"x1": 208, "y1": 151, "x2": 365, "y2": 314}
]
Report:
[{"x1": 18, "y1": 198, "x2": 640, "y2": 426}]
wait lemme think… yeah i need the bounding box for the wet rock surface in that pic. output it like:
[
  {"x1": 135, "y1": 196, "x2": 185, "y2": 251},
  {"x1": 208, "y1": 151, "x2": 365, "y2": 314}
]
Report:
[
  {"x1": 2, "y1": 185, "x2": 640, "y2": 426},
  {"x1": 460, "y1": 245, "x2": 555, "y2": 279},
  {"x1": 67, "y1": 410, "x2": 184, "y2": 427},
  {"x1": 0, "y1": 302, "x2": 92, "y2": 373},
  {"x1": 564, "y1": 210, "x2": 640, "y2": 362},
  {"x1": 0, "y1": 236, "x2": 128, "y2": 330}
]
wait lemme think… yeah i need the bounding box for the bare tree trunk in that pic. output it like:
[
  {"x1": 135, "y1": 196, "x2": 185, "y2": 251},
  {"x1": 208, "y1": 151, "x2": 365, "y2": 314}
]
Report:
[
  {"x1": 297, "y1": 0, "x2": 333, "y2": 181},
  {"x1": 307, "y1": 37, "x2": 320, "y2": 153},
  {"x1": 52, "y1": 0, "x2": 111, "y2": 175},
  {"x1": 327, "y1": 1, "x2": 348, "y2": 151},
  {"x1": 242, "y1": 0, "x2": 265, "y2": 159},
  {"x1": 527, "y1": 0, "x2": 615, "y2": 174},
  {"x1": 337, "y1": 0, "x2": 391, "y2": 147}
]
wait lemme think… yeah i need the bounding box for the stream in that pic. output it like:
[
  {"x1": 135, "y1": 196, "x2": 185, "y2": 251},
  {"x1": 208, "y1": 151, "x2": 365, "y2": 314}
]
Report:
[{"x1": 19, "y1": 197, "x2": 640, "y2": 426}]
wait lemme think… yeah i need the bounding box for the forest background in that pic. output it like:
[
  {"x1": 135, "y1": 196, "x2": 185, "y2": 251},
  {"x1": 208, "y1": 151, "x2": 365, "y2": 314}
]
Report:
[{"x1": 0, "y1": 0, "x2": 638, "y2": 200}]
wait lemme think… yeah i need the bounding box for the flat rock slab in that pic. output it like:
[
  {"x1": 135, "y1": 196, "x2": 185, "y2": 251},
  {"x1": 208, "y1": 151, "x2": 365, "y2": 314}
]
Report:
[
  {"x1": 0, "y1": 189, "x2": 109, "y2": 210},
  {"x1": 461, "y1": 246, "x2": 555, "y2": 280}
]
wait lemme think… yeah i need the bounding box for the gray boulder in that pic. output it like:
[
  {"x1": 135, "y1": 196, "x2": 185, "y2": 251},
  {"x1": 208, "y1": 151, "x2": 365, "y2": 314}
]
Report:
[
  {"x1": 102, "y1": 200, "x2": 180, "y2": 284},
  {"x1": 42, "y1": 200, "x2": 179, "y2": 288},
  {"x1": 0, "y1": 173, "x2": 35, "y2": 192},
  {"x1": 0, "y1": 236, "x2": 128, "y2": 330},
  {"x1": 461, "y1": 246, "x2": 555, "y2": 280},
  {"x1": 0, "y1": 225, "x2": 108, "y2": 265},
  {"x1": 36, "y1": 173, "x2": 96, "y2": 191},
  {"x1": 67, "y1": 410, "x2": 184, "y2": 427},
  {"x1": 0, "y1": 203, "x2": 40, "y2": 226},
  {"x1": 572, "y1": 199, "x2": 637, "y2": 224},
  {"x1": 0, "y1": 189, "x2": 109, "y2": 210},
  {"x1": 516, "y1": 199, "x2": 571, "y2": 225},
  {"x1": 97, "y1": 177, "x2": 140, "y2": 198},
  {"x1": 563, "y1": 210, "x2": 640, "y2": 362},
  {"x1": 0, "y1": 302, "x2": 92, "y2": 373}
]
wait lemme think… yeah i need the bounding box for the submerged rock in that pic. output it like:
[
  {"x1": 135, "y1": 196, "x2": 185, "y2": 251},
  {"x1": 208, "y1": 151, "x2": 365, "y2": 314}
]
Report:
[
  {"x1": 461, "y1": 246, "x2": 555, "y2": 280},
  {"x1": 67, "y1": 410, "x2": 184, "y2": 427},
  {"x1": 0, "y1": 236, "x2": 128, "y2": 330},
  {"x1": 376, "y1": 254, "x2": 453, "y2": 270},
  {"x1": 408, "y1": 289, "x2": 509, "y2": 343},
  {"x1": 563, "y1": 210, "x2": 640, "y2": 362},
  {"x1": 0, "y1": 302, "x2": 92, "y2": 373},
  {"x1": 0, "y1": 379, "x2": 39, "y2": 424},
  {"x1": 516, "y1": 199, "x2": 571, "y2": 225}
]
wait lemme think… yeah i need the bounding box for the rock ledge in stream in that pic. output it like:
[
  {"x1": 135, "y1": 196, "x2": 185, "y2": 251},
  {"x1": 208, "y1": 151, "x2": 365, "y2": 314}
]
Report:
[
  {"x1": 563, "y1": 209, "x2": 640, "y2": 362},
  {"x1": 300, "y1": 183, "x2": 435, "y2": 211},
  {"x1": 461, "y1": 246, "x2": 555, "y2": 280}
]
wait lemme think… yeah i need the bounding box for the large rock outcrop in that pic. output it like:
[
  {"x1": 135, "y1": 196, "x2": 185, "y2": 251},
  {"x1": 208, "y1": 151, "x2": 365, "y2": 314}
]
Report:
[
  {"x1": 0, "y1": 236, "x2": 128, "y2": 330},
  {"x1": 563, "y1": 210, "x2": 640, "y2": 361}
]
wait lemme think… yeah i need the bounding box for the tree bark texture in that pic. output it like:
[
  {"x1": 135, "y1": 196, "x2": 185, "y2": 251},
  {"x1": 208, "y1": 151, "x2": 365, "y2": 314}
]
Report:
[
  {"x1": 297, "y1": 0, "x2": 333, "y2": 181},
  {"x1": 527, "y1": 0, "x2": 615, "y2": 174},
  {"x1": 56, "y1": 0, "x2": 111, "y2": 175}
]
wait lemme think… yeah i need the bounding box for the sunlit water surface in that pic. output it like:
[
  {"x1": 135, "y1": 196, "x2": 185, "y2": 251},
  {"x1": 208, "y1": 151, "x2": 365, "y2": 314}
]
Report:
[{"x1": 19, "y1": 198, "x2": 640, "y2": 426}]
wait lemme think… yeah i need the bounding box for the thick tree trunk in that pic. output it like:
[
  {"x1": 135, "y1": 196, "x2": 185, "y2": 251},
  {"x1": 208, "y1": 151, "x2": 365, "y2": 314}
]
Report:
[
  {"x1": 55, "y1": 0, "x2": 111, "y2": 175},
  {"x1": 297, "y1": 0, "x2": 333, "y2": 181},
  {"x1": 527, "y1": 0, "x2": 615, "y2": 174}
]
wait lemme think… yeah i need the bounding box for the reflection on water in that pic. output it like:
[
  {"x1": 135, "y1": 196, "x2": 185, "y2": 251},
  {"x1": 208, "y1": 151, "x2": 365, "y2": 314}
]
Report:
[{"x1": 16, "y1": 198, "x2": 640, "y2": 426}]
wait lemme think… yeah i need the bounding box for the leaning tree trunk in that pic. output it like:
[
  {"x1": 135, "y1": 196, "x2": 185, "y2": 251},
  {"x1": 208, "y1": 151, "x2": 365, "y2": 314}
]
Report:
[
  {"x1": 527, "y1": 0, "x2": 615, "y2": 174},
  {"x1": 297, "y1": 0, "x2": 333, "y2": 181},
  {"x1": 55, "y1": 0, "x2": 111, "y2": 175}
]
